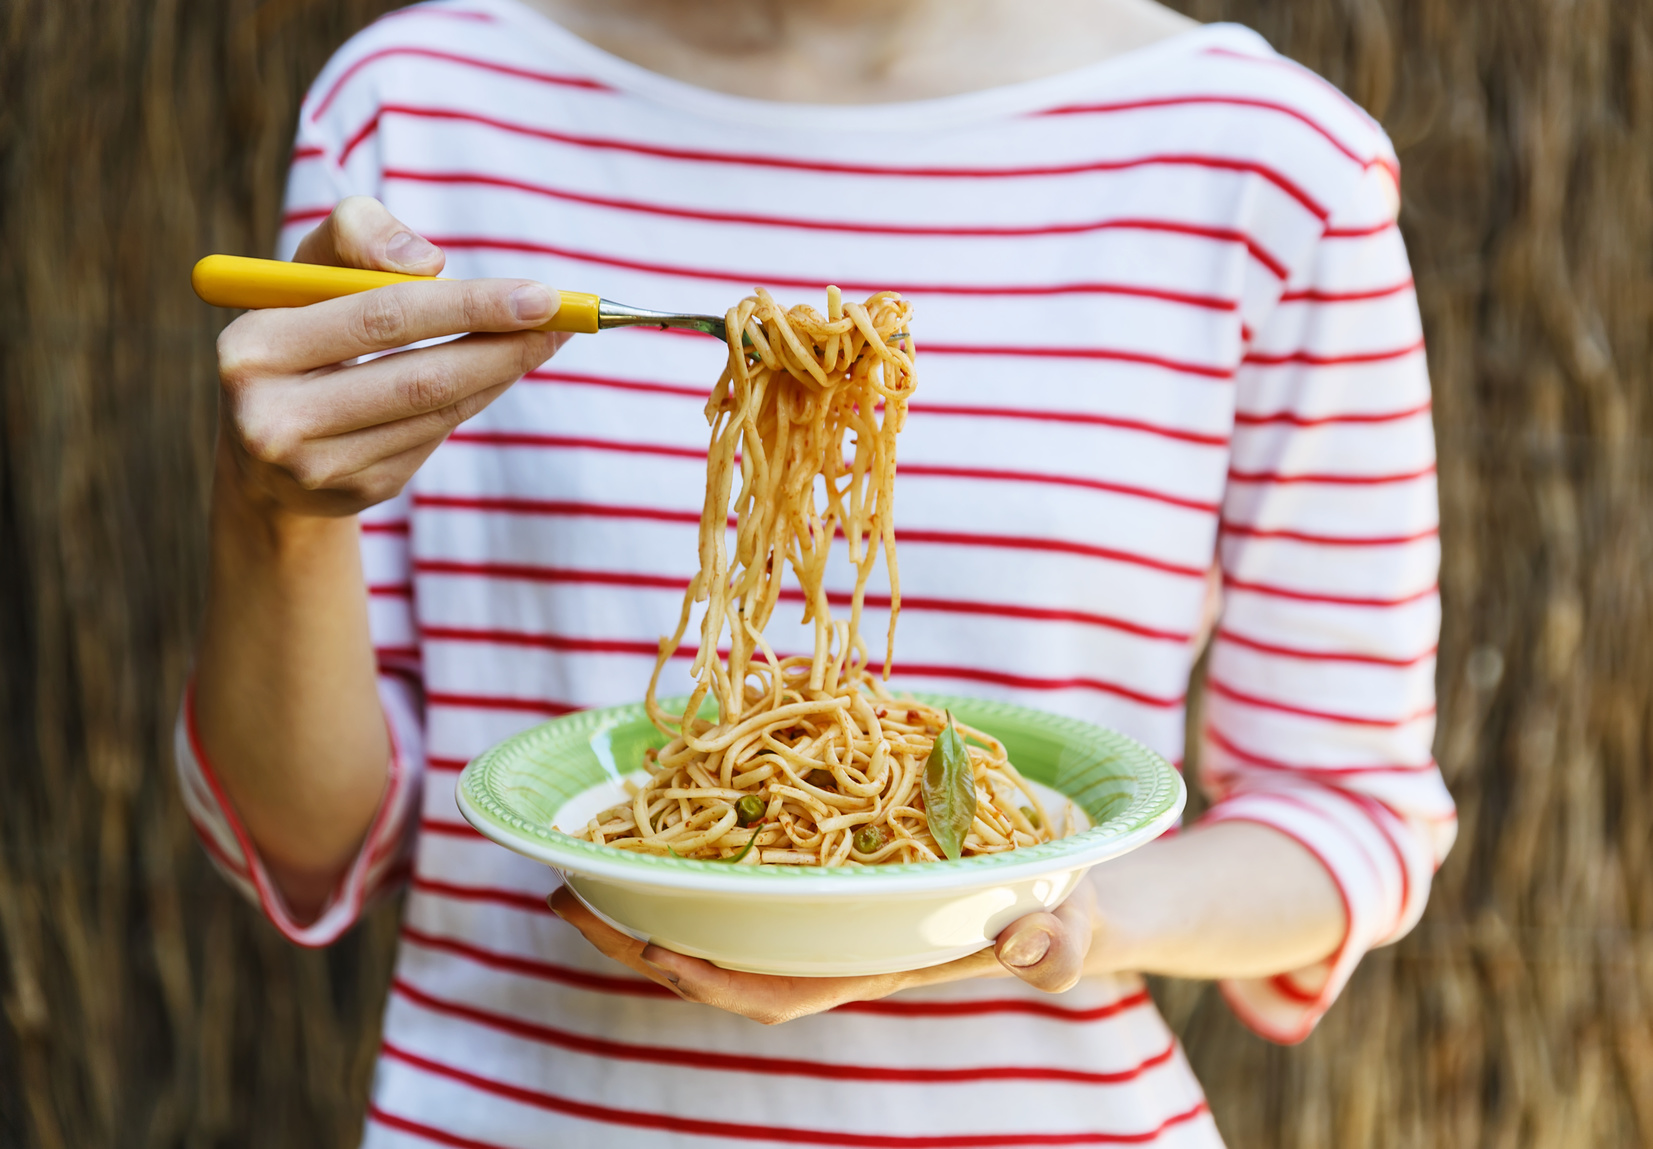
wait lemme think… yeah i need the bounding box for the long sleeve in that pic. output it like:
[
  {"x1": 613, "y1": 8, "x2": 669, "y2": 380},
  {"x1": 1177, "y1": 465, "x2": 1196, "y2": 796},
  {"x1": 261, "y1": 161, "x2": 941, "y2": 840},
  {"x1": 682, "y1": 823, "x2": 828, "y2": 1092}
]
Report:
[
  {"x1": 173, "y1": 66, "x2": 425, "y2": 946},
  {"x1": 1200, "y1": 163, "x2": 1457, "y2": 1042}
]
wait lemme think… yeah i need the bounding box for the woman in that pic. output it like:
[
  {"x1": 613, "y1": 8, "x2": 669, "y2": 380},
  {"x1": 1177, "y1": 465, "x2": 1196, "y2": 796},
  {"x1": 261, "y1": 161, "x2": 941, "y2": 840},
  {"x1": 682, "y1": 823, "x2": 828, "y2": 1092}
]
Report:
[{"x1": 180, "y1": 0, "x2": 1456, "y2": 1143}]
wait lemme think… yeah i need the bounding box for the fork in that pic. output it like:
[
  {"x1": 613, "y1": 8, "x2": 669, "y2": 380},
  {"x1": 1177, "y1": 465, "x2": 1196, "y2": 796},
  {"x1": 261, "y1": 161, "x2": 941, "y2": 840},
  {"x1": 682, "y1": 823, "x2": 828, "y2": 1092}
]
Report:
[{"x1": 191, "y1": 254, "x2": 734, "y2": 340}]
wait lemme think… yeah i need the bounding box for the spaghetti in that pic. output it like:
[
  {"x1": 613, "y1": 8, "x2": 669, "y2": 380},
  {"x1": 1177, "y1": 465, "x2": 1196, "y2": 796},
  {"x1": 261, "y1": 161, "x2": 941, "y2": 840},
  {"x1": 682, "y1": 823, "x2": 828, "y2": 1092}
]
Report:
[{"x1": 577, "y1": 288, "x2": 1059, "y2": 865}]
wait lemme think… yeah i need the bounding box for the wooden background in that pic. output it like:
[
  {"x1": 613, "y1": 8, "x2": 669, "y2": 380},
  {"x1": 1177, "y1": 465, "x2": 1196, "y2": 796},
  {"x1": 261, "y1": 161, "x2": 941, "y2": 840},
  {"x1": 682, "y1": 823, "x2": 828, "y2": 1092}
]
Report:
[{"x1": 2, "y1": 0, "x2": 1649, "y2": 1144}]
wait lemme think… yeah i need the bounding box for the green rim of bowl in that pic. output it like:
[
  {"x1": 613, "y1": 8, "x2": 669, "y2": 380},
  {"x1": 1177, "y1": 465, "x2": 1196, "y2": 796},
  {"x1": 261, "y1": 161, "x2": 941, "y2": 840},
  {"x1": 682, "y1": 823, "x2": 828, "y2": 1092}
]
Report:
[{"x1": 457, "y1": 692, "x2": 1184, "y2": 891}]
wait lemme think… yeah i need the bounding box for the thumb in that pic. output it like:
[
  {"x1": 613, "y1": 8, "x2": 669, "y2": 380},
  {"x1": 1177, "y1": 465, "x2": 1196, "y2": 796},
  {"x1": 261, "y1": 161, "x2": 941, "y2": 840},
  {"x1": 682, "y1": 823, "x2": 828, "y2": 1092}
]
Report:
[
  {"x1": 293, "y1": 195, "x2": 446, "y2": 276},
  {"x1": 994, "y1": 899, "x2": 1093, "y2": 993}
]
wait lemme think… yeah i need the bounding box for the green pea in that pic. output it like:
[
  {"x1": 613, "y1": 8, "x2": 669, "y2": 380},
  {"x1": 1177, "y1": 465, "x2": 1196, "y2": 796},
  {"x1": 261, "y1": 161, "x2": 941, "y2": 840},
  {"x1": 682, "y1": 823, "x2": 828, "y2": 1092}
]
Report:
[
  {"x1": 805, "y1": 768, "x2": 836, "y2": 790},
  {"x1": 735, "y1": 794, "x2": 766, "y2": 826},
  {"x1": 853, "y1": 825, "x2": 889, "y2": 854},
  {"x1": 1019, "y1": 805, "x2": 1042, "y2": 830}
]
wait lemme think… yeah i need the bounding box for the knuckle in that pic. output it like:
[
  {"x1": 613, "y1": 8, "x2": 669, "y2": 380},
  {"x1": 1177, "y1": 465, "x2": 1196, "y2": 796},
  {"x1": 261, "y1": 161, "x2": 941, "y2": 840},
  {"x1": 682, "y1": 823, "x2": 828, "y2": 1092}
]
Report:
[
  {"x1": 355, "y1": 292, "x2": 410, "y2": 346},
  {"x1": 216, "y1": 327, "x2": 266, "y2": 390},
  {"x1": 229, "y1": 401, "x2": 291, "y2": 465},
  {"x1": 461, "y1": 282, "x2": 498, "y2": 331},
  {"x1": 329, "y1": 195, "x2": 380, "y2": 248},
  {"x1": 286, "y1": 455, "x2": 336, "y2": 493},
  {"x1": 445, "y1": 391, "x2": 490, "y2": 428},
  {"x1": 357, "y1": 471, "x2": 408, "y2": 506},
  {"x1": 400, "y1": 359, "x2": 460, "y2": 413}
]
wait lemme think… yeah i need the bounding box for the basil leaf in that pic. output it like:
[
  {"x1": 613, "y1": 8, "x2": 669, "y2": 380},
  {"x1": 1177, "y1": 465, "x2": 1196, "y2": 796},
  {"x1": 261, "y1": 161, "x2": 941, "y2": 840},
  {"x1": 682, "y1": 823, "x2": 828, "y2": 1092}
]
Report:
[{"x1": 922, "y1": 711, "x2": 977, "y2": 861}]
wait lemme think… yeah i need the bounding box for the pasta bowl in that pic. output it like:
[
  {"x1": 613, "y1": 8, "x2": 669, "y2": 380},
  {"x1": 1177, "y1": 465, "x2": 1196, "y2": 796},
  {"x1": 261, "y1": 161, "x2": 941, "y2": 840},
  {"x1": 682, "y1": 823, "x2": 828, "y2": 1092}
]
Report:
[{"x1": 456, "y1": 693, "x2": 1184, "y2": 977}]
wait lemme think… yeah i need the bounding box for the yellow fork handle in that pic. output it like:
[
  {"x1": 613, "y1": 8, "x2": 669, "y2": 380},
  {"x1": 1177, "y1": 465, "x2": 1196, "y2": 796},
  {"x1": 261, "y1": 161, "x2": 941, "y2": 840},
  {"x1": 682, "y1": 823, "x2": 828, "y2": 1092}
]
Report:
[{"x1": 190, "y1": 254, "x2": 601, "y2": 334}]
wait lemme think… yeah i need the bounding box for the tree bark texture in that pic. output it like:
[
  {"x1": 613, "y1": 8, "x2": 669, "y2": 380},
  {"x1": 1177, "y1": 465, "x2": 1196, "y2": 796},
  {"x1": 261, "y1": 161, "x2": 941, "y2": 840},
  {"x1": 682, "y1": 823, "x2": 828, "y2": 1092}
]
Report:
[{"x1": 1, "y1": 0, "x2": 1649, "y2": 1145}]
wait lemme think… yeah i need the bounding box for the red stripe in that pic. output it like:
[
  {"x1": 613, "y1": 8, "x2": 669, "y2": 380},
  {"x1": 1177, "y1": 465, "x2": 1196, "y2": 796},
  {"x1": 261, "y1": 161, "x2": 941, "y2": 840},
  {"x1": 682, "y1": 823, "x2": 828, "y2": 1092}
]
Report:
[
  {"x1": 917, "y1": 401, "x2": 1228, "y2": 446},
  {"x1": 392, "y1": 976, "x2": 1179, "y2": 1085},
  {"x1": 389, "y1": 167, "x2": 1288, "y2": 279},
  {"x1": 867, "y1": 593, "x2": 1192, "y2": 643},
  {"x1": 410, "y1": 495, "x2": 1207, "y2": 578},
  {"x1": 419, "y1": 558, "x2": 687, "y2": 591},
  {"x1": 291, "y1": 144, "x2": 324, "y2": 161},
  {"x1": 1269, "y1": 972, "x2": 1323, "y2": 1004},
  {"x1": 447, "y1": 430, "x2": 702, "y2": 459},
  {"x1": 281, "y1": 206, "x2": 332, "y2": 227},
  {"x1": 894, "y1": 663, "x2": 1182, "y2": 708},
  {"x1": 444, "y1": 430, "x2": 1220, "y2": 513},
  {"x1": 1205, "y1": 728, "x2": 1439, "y2": 776},
  {"x1": 184, "y1": 808, "x2": 251, "y2": 880},
  {"x1": 372, "y1": 1048, "x2": 1211, "y2": 1146},
  {"x1": 852, "y1": 988, "x2": 1153, "y2": 1022},
  {"x1": 1233, "y1": 398, "x2": 1431, "y2": 428},
  {"x1": 1226, "y1": 461, "x2": 1436, "y2": 485},
  {"x1": 426, "y1": 691, "x2": 577, "y2": 717},
  {"x1": 900, "y1": 528, "x2": 1208, "y2": 578},
  {"x1": 1047, "y1": 92, "x2": 1366, "y2": 174},
  {"x1": 1205, "y1": 675, "x2": 1435, "y2": 728},
  {"x1": 1319, "y1": 787, "x2": 1414, "y2": 935},
  {"x1": 1242, "y1": 337, "x2": 1425, "y2": 368},
  {"x1": 376, "y1": 6, "x2": 495, "y2": 22},
  {"x1": 369, "y1": 582, "x2": 414, "y2": 597},
  {"x1": 425, "y1": 626, "x2": 660, "y2": 658},
  {"x1": 419, "y1": 818, "x2": 480, "y2": 838},
  {"x1": 410, "y1": 876, "x2": 554, "y2": 914},
  {"x1": 425, "y1": 232, "x2": 1239, "y2": 314},
  {"x1": 361, "y1": 520, "x2": 410, "y2": 534},
  {"x1": 342, "y1": 104, "x2": 1327, "y2": 217},
  {"x1": 519, "y1": 368, "x2": 1231, "y2": 448},
  {"x1": 427, "y1": 757, "x2": 468, "y2": 773},
  {"x1": 1220, "y1": 520, "x2": 1438, "y2": 547},
  {"x1": 901, "y1": 463, "x2": 1219, "y2": 513},
  {"x1": 183, "y1": 686, "x2": 286, "y2": 925},
  {"x1": 400, "y1": 924, "x2": 1156, "y2": 1021},
  {"x1": 1279, "y1": 278, "x2": 1414, "y2": 302},
  {"x1": 1220, "y1": 571, "x2": 1438, "y2": 608},
  {"x1": 918, "y1": 341, "x2": 1231, "y2": 376},
  {"x1": 1216, "y1": 627, "x2": 1436, "y2": 667},
  {"x1": 523, "y1": 366, "x2": 707, "y2": 399},
  {"x1": 413, "y1": 492, "x2": 702, "y2": 525},
  {"x1": 1323, "y1": 219, "x2": 1397, "y2": 239},
  {"x1": 418, "y1": 627, "x2": 1184, "y2": 708},
  {"x1": 415, "y1": 560, "x2": 1192, "y2": 643},
  {"x1": 402, "y1": 924, "x2": 673, "y2": 996},
  {"x1": 1201, "y1": 46, "x2": 1390, "y2": 168},
  {"x1": 312, "y1": 48, "x2": 609, "y2": 119}
]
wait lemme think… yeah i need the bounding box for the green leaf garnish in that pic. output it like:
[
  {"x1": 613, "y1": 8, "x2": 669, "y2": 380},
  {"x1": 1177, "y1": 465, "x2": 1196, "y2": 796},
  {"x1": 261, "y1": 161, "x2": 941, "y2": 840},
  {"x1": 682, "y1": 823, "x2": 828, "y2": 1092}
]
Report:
[{"x1": 921, "y1": 710, "x2": 976, "y2": 861}]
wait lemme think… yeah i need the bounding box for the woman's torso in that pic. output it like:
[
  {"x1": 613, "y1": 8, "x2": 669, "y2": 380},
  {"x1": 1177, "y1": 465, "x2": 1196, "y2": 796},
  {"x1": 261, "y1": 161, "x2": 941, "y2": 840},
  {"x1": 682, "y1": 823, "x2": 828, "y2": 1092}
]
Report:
[{"x1": 281, "y1": 2, "x2": 1401, "y2": 1143}]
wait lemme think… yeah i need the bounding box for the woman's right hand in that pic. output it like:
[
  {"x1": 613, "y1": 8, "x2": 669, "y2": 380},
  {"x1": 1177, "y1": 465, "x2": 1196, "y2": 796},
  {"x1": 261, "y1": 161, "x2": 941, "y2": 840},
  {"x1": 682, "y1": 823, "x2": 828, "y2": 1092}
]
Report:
[{"x1": 215, "y1": 195, "x2": 567, "y2": 518}]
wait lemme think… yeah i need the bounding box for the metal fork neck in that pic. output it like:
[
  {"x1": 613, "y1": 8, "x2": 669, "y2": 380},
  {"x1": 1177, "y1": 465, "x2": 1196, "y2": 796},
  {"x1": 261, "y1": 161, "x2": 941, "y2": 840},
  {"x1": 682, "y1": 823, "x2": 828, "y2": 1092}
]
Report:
[{"x1": 596, "y1": 300, "x2": 728, "y2": 341}]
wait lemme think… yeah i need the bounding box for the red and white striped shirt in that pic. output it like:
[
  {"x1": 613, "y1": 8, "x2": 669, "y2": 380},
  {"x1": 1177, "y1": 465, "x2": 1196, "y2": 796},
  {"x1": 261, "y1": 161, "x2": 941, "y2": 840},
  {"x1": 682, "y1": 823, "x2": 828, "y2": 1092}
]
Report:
[{"x1": 176, "y1": 2, "x2": 1457, "y2": 1144}]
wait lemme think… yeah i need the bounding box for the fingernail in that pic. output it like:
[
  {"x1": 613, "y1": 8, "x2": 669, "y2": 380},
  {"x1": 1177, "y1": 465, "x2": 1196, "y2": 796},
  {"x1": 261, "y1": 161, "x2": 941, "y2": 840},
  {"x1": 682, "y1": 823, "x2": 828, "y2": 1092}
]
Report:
[
  {"x1": 1000, "y1": 929, "x2": 1051, "y2": 968},
  {"x1": 511, "y1": 284, "x2": 555, "y2": 322},
  {"x1": 386, "y1": 231, "x2": 438, "y2": 269}
]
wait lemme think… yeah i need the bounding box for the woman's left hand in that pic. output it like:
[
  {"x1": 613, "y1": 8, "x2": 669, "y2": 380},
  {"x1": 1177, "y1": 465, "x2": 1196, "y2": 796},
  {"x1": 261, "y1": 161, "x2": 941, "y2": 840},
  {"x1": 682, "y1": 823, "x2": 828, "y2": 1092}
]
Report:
[{"x1": 547, "y1": 885, "x2": 1095, "y2": 1025}]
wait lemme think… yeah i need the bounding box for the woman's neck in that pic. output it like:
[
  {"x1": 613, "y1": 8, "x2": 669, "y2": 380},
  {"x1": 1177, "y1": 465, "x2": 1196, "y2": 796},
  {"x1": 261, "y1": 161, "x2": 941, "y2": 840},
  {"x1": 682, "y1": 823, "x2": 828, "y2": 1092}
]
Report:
[{"x1": 518, "y1": 0, "x2": 1198, "y2": 103}]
